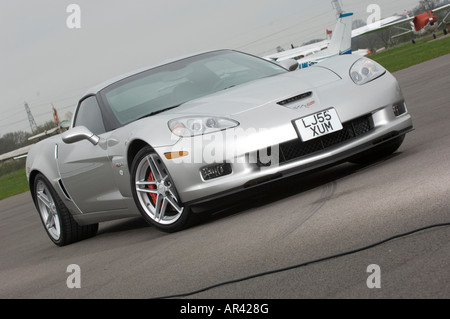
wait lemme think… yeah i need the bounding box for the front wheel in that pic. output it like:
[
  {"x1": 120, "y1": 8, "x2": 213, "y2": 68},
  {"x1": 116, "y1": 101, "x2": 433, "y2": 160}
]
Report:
[
  {"x1": 33, "y1": 174, "x2": 98, "y2": 246},
  {"x1": 131, "y1": 147, "x2": 193, "y2": 232}
]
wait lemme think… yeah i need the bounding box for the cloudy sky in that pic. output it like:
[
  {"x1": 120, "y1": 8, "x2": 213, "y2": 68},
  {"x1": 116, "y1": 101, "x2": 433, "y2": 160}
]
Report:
[{"x1": 0, "y1": 0, "x2": 419, "y2": 136}]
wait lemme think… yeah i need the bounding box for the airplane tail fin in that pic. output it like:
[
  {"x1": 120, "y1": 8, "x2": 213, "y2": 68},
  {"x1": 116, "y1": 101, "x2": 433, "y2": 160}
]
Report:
[{"x1": 327, "y1": 12, "x2": 353, "y2": 55}]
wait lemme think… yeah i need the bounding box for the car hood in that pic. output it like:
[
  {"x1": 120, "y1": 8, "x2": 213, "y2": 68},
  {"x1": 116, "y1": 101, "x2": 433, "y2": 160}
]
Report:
[
  {"x1": 127, "y1": 66, "x2": 341, "y2": 148},
  {"x1": 168, "y1": 66, "x2": 341, "y2": 116}
]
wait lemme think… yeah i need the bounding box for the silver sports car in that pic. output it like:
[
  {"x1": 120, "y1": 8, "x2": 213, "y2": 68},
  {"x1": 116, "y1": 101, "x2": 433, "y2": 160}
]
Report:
[{"x1": 26, "y1": 49, "x2": 413, "y2": 246}]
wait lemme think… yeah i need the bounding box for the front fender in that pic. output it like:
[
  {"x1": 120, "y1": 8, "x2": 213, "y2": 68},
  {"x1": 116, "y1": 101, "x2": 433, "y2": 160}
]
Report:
[
  {"x1": 26, "y1": 138, "x2": 83, "y2": 216},
  {"x1": 314, "y1": 54, "x2": 366, "y2": 80}
]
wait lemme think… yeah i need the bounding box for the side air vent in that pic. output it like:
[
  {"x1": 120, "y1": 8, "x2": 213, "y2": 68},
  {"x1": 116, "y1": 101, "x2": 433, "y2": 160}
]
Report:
[
  {"x1": 58, "y1": 179, "x2": 72, "y2": 200},
  {"x1": 277, "y1": 91, "x2": 312, "y2": 106}
]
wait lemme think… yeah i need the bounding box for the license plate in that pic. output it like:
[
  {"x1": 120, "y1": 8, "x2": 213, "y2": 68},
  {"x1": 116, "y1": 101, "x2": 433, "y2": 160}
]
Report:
[{"x1": 294, "y1": 109, "x2": 343, "y2": 142}]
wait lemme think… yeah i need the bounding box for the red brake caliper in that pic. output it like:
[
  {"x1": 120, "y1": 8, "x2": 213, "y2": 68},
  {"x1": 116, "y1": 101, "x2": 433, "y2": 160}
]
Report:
[{"x1": 147, "y1": 171, "x2": 157, "y2": 205}]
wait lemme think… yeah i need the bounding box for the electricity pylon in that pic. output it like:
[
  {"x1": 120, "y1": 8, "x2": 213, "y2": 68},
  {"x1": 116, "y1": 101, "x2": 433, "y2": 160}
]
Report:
[{"x1": 24, "y1": 102, "x2": 38, "y2": 133}]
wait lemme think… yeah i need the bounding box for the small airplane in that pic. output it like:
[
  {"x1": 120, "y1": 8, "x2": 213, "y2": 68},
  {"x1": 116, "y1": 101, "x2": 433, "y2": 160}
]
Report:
[
  {"x1": 263, "y1": 11, "x2": 354, "y2": 69},
  {"x1": 352, "y1": 4, "x2": 450, "y2": 44},
  {"x1": 0, "y1": 107, "x2": 69, "y2": 161}
]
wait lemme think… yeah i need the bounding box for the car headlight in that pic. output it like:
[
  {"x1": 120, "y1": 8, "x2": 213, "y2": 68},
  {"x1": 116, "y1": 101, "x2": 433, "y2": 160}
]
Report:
[
  {"x1": 350, "y1": 58, "x2": 386, "y2": 85},
  {"x1": 168, "y1": 116, "x2": 239, "y2": 137}
]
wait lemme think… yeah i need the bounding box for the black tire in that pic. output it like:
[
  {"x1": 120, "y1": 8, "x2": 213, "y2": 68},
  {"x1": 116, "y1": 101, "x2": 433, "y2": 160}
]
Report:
[
  {"x1": 444, "y1": 29, "x2": 448, "y2": 35},
  {"x1": 33, "y1": 174, "x2": 98, "y2": 246},
  {"x1": 433, "y1": 33, "x2": 437, "y2": 39},
  {"x1": 130, "y1": 146, "x2": 194, "y2": 233},
  {"x1": 349, "y1": 135, "x2": 405, "y2": 164},
  {"x1": 412, "y1": 39, "x2": 416, "y2": 44}
]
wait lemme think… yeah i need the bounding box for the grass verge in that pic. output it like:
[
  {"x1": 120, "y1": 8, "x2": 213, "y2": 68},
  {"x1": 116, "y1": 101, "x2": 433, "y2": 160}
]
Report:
[
  {"x1": 0, "y1": 169, "x2": 29, "y2": 201},
  {"x1": 369, "y1": 34, "x2": 450, "y2": 73}
]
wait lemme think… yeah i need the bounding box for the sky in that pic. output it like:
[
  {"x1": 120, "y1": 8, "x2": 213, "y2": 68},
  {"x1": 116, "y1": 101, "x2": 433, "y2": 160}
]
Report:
[{"x1": 0, "y1": 0, "x2": 420, "y2": 136}]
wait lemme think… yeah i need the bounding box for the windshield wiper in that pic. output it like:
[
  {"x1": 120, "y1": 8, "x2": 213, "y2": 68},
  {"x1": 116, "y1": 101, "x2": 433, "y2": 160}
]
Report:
[{"x1": 138, "y1": 104, "x2": 181, "y2": 120}]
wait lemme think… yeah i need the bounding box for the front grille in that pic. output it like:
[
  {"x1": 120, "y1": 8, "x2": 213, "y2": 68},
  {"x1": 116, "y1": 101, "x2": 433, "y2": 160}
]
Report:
[{"x1": 258, "y1": 114, "x2": 373, "y2": 166}]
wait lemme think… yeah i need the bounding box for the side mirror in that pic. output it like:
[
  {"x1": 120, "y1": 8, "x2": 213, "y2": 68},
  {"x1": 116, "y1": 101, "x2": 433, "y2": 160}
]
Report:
[
  {"x1": 62, "y1": 126, "x2": 100, "y2": 145},
  {"x1": 278, "y1": 59, "x2": 299, "y2": 71}
]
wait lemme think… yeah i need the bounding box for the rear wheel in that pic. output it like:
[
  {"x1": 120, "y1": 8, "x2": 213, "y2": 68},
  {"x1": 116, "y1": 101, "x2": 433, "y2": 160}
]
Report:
[
  {"x1": 349, "y1": 135, "x2": 405, "y2": 164},
  {"x1": 33, "y1": 174, "x2": 98, "y2": 246},
  {"x1": 131, "y1": 147, "x2": 193, "y2": 232}
]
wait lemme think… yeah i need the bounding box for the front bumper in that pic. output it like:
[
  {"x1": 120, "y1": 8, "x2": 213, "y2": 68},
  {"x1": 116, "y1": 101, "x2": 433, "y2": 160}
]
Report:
[{"x1": 157, "y1": 108, "x2": 412, "y2": 206}]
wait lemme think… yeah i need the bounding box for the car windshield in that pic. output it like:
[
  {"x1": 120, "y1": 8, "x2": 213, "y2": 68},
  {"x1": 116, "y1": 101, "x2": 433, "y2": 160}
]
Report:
[{"x1": 100, "y1": 50, "x2": 287, "y2": 125}]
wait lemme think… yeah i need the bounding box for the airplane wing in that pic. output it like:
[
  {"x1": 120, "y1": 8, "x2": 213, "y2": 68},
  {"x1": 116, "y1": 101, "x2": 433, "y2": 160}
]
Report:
[
  {"x1": 432, "y1": 3, "x2": 450, "y2": 14},
  {"x1": 27, "y1": 127, "x2": 59, "y2": 141},
  {"x1": 433, "y1": 4, "x2": 450, "y2": 29},
  {"x1": 0, "y1": 145, "x2": 33, "y2": 161},
  {"x1": 263, "y1": 39, "x2": 330, "y2": 62},
  {"x1": 352, "y1": 14, "x2": 413, "y2": 38}
]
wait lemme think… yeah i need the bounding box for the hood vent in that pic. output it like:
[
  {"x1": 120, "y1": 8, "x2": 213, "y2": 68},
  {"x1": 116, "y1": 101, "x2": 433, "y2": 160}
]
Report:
[{"x1": 277, "y1": 91, "x2": 312, "y2": 106}]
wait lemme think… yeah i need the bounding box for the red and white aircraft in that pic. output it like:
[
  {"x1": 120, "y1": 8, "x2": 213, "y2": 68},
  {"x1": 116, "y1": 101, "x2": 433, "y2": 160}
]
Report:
[{"x1": 352, "y1": 3, "x2": 450, "y2": 43}]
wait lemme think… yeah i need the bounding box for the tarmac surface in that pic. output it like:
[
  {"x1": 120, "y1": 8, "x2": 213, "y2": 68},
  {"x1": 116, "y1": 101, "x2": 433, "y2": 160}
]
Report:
[{"x1": 1, "y1": 54, "x2": 449, "y2": 299}]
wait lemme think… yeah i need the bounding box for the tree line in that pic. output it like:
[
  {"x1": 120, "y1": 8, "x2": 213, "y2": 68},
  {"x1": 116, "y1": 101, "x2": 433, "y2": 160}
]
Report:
[{"x1": 0, "y1": 120, "x2": 57, "y2": 155}]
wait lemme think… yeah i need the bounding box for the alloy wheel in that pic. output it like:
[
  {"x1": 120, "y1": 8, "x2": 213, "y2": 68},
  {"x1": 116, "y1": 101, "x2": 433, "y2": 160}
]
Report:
[{"x1": 134, "y1": 153, "x2": 184, "y2": 225}]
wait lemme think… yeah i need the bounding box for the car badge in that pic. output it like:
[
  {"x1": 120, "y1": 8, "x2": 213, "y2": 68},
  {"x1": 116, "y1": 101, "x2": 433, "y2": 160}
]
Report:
[{"x1": 285, "y1": 99, "x2": 316, "y2": 110}]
